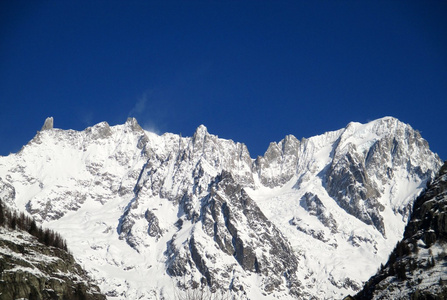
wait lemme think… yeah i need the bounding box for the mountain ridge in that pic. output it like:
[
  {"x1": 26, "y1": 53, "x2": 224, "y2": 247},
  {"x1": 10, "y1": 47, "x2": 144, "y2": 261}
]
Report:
[
  {"x1": 351, "y1": 160, "x2": 447, "y2": 299},
  {"x1": 0, "y1": 116, "x2": 442, "y2": 299}
]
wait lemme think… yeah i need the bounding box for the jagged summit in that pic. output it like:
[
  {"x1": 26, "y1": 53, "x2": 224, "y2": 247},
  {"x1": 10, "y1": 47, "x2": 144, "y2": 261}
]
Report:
[
  {"x1": 125, "y1": 117, "x2": 144, "y2": 133},
  {"x1": 0, "y1": 116, "x2": 442, "y2": 299},
  {"x1": 195, "y1": 124, "x2": 208, "y2": 133},
  {"x1": 192, "y1": 124, "x2": 209, "y2": 143},
  {"x1": 40, "y1": 116, "x2": 54, "y2": 131}
]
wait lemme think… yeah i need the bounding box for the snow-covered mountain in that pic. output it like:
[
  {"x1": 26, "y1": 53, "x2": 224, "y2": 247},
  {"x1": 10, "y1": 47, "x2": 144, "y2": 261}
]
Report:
[
  {"x1": 0, "y1": 116, "x2": 442, "y2": 299},
  {"x1": 352, "y1": 161, "x2": 447, "y2": 299},
  {"x1": 0, "y1": 202, "x2": 106, "y2": 300}
]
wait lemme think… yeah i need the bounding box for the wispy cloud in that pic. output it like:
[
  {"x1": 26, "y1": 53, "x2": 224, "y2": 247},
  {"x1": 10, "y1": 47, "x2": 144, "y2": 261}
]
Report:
[
  {"x1": 80, "y1": 111, "x2": 94, "y2": 127},
  {"x1": 128, "y1": 92, "x2": 148, "y2": 117},
  {"x1": 128, "y1": 90, "x2": 166, "y2": 135},
  {"x1": 142, "y1": 121, "x2": 161, "y2": 135}
]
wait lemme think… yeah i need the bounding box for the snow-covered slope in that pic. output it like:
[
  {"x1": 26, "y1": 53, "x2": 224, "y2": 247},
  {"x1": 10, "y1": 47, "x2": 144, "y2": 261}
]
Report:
[
  {"x1": 0, "y1": 203, "x2": 105, "y2": 300},
  {"x1": 0, "y1": 116, "x2": 442, "y2": 299},
  {"x1": 353, "y1": 161, "x2": 447, "y2": 299}
]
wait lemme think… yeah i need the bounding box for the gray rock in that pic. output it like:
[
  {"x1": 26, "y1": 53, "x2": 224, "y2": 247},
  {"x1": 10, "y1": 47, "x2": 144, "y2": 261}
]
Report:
[
  {"x1": 166, "y1": 171, "x2": 303, "y2": 296},
  {"x1": 324, "y1": 119, "x2": 441, "y2": 237},
  {"x1": 0, "y1": 227, "x2": 106, "y2": 300},
  {"x1": 40, "y1": 117, "x2": 54, "y2": 131},
  {"x1": 353, "y1": 161, "x2": 447, "y2": 300},
  {"x1": 145, "y1": 209, "x2": 163, "y2": 240},
  {"x1": 326, "y1": 143, "x2": 385, "y2": 235},
  {"x1": 84, "y1": 122, "x2": 112, "y2": 140},
  {"x1": 254, "y1": 135, "x2": 300, "y2": 187},
  {"x1": 299, "y1": 192, "x2": 338, "y2": 234}
]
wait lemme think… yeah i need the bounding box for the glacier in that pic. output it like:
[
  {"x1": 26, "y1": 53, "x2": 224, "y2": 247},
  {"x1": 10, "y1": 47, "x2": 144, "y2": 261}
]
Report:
[{"x1": 0, "y1": 116, "x2": 442, "y2": 299}]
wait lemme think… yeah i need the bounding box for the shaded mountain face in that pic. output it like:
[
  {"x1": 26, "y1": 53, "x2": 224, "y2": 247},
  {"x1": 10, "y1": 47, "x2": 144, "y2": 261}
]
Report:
[
  {"x1": 352, "y1": 161, "x2": 447, "y2": 300},
  {"x1": 0, "y1": 116, "x2": 442, "y2": 299},
  {"x1": 0, "y1": 203, "x2": 105, "y2": 300}
]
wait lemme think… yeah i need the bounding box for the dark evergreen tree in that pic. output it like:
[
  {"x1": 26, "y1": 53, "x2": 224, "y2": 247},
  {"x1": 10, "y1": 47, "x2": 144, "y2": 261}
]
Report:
[
  {"x1": 28, "y1": 219, "x2": 38, "y2": 236},
  {"x1": 0, "y1": 198, "x2": 68, "y2": 251},
  {"x1": 28, "y1": 287, "x2": 40, "y2": 300},
  {"x1": 388, "y1": 252, "x2": 396, "y2": 266},
  {"x1": 389, "y1": 263, "x2": 395, "y2": 276},
  {"x1": 43, "y1": 229, "x2": 52, "y2": 247},
  {"x1": 396, "y1": 263, "x2": 407, "y2": 280},
  {"x1": 17, "y1": 212, "x2": 26, "y2": 230},
  {"x1": 0, "y1": 259, "x2": 6, "y2": 275},
  {"x1": 10, "y1": 212, "x2": 17, "y2": 229},
  {"x1": 0, "y1": 199, "x2": 5, "y2": 226},
  {"x1": 74, "y1": 284, "x2": 87, "y2": 300}
]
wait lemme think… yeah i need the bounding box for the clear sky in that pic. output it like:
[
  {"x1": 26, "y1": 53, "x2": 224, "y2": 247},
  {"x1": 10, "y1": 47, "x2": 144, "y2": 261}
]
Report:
[{"x1": 1, "y1": 1, "x2": 446, "y2": 160}]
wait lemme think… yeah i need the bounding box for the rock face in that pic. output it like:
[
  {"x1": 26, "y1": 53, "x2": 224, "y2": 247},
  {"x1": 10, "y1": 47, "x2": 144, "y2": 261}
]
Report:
[
  {"x1": 40, "y1": 117, "x2": 54, "y2": 131},
  {"x1": 0, "y1": 177, "x2": 15, "y2": 207},
  {"x1": 165, "y1": 171, "x2": 303, "y2": 296},
  {"x1": 353, "y1": 161, "x2": 447, "y2": 300},
  {"x1": 0, "y1": 116, "x2": 442, "y2": 299},
  {"x1": 0, "y1": 222, "x2": 105, "y2": 300},
  {"x1": 254, "y1": 134, "x2": 301, "y2": 187},
  {"x1": 325, "y1": 118, "x2": 437, "y2": 237}
]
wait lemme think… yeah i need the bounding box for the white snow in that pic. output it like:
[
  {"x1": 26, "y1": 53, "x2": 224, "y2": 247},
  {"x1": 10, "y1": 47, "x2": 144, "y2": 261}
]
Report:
[{"x1": 0, "y1": 117, "x2": 442, "y2": 299}]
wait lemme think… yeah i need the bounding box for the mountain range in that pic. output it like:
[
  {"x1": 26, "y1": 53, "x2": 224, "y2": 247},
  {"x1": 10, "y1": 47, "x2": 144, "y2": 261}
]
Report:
[{"x1": 0, "y1": 116, "x2": 442, "y2": 299}]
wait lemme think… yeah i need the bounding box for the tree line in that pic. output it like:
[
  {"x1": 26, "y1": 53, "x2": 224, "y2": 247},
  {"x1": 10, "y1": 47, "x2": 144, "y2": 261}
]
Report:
[{"x1": 0, "y1": 199, "x2": 67, "y2": 251}]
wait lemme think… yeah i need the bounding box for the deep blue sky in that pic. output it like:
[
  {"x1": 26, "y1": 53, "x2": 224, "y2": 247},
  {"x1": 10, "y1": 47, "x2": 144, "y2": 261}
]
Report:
[{"x1": 1, "y1": 1, "x2": 446, "y2": 160}]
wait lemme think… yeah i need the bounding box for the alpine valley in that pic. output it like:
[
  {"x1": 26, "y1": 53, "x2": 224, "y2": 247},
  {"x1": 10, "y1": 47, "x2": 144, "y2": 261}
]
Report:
[{"x1": 0, "y1": 116, "x2": 443, "y2": 299}]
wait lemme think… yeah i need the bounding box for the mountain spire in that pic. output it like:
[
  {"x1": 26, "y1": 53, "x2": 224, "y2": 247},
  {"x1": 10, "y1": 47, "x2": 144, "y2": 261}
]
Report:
[{"x1": 40, "y1": 117, "x2": 54, "y2": 131}]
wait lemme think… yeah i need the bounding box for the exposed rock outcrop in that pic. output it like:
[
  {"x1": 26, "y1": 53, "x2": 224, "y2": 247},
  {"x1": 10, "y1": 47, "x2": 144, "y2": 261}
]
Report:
[
  {"x1": 166, "y1": 171, "x2": 303, "y2": 297},
  {"x1": 0, "y1": 227, "x2": 105, "y2": 300},
  {"x1": 40, "y1": 117, "x2": 54, "y2": 131},
  {"x1": 352, "y1": 161, "x2": 447, "y2": 299},
  {"x1": 325, "y1": 118, "x2": 440, "y2": 236},
  {"x1": 254, "y1": 135, "x2": 300, "y2": 187}
]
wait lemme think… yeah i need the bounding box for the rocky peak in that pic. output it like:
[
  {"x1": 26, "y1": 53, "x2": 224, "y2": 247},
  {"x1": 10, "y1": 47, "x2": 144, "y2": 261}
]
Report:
[
  {"x1": 40, "y1": 116, "x2": 54, "y2": 131},
  {"x1": 281, "y1": 134, "x2": 300, "y2": 156},
  {"x1": 261, "y1": 134, "x2": 300, "y2": 161},
  {"x1": 84, "y1": 121, "x2": 112, "y2": 140},
  {"x1": 324, "y1": 118, "x2": 441, "y2": 236},
  {"x1": 125, "y1": 117, "x2": 144, "y2": 133},
  {"x1": 255, "y1": 134, "x2": 301, "y2": 187},
  {"x1": 192, "y1": 124, "x2": 209, "y2": 146},
  {"x1": 369, "y1": 116, "x2": 401, "y2": 136}
]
